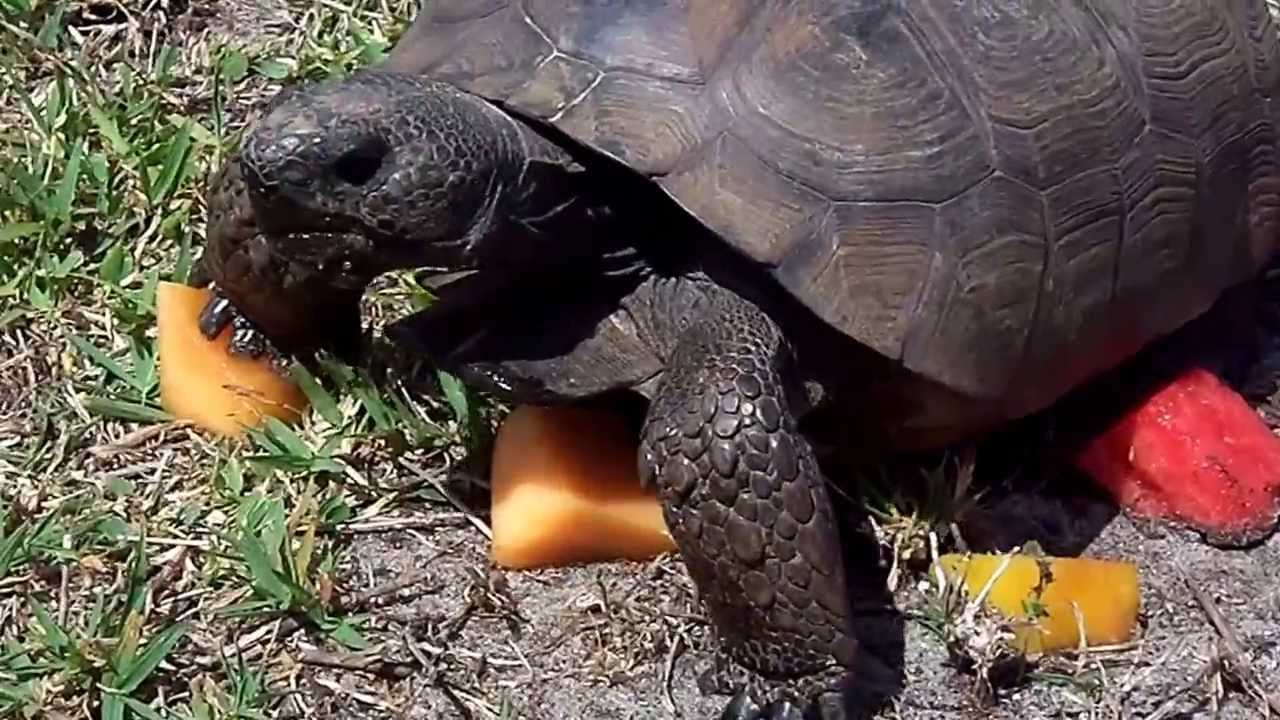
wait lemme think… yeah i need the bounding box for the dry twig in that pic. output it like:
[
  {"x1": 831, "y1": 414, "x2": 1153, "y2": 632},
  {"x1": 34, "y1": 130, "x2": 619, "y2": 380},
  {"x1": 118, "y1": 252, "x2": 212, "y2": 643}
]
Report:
[
  {"x1": 398, "y1": 458, "x2": 493, "y2": 540},
  {"x1": 1186, "y1": 578, "x2": 1280, "y2": 715},
  {"x1": 87, "y1": 420, "x2": 193, "y2": 458},
  {"x1": 334, "y1": 564, "x2": 441, "y2": 613},
  {"x1": 297, "y1": 644, "x2": 418, "y2": 680}
]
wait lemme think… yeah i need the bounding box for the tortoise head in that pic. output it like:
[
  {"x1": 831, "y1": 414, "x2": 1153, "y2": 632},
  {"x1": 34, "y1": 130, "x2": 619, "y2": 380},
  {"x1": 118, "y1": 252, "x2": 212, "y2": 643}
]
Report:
[{"x1": 202, "y1": 69, "x2": 528, "y2": 351}]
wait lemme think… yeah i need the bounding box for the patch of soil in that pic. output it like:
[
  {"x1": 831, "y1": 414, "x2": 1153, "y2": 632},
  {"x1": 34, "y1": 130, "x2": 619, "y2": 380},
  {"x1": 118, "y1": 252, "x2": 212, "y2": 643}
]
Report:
[
  {"x1": 279, "y1": 505, "x2": 1277, "y2": 720},
  {"x1": 0, "y1": 327, "x2": 56, "y2": 440},
  {"x1": 290, "y1": 529, "x2": 727, "y2": 720},
  {"x1": 177, "y1": 0, "x2": 293, "y2": 48}
]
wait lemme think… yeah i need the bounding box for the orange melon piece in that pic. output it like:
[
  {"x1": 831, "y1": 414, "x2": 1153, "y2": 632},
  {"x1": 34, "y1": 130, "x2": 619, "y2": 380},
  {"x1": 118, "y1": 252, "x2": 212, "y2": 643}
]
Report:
[
  {"x1": 156, "y1": 281, "x2": 309, "y2": 437},
  {"x1": 489, "y1": 404, "x2": 677, "y2": 569},
  {"x1": 934, "y1": 552, "x2": 1140, "y2": 654}
]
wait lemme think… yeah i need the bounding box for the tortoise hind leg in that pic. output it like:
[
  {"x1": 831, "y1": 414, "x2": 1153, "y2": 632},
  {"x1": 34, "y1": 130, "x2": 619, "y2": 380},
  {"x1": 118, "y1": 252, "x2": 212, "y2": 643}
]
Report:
[{"x1": 638, "y1": 286, "x2": 857, "y2": 719}]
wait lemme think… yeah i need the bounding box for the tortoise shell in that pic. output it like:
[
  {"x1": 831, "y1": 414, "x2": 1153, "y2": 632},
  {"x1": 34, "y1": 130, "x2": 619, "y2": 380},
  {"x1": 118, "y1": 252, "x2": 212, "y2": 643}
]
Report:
[{"x1": 384, "y1": 1, "x2": 1280, "y2": 414}]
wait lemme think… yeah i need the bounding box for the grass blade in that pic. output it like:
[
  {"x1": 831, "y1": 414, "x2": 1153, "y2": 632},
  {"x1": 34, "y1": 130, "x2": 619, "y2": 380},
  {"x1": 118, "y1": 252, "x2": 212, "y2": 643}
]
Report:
[
  {"x1": 238, "y1": 532, "x2": 292, "y2": 606},
  {"x1": 28, "y1": 597, "x2": 68, "y2": 650},
  {"x1": 99, "y1": 243, "x2": 126, "y2": 285},
  {"x1": 0, "y1": 223, "x2": 42, "y2": 243},
  {"x1": 87, "y1": 102, "x2": 130, "y2": 156},
  {"x1": 51, "y1": 138, "x2": 84, "y2": 222},
  {"x1": 122, "y1": 697, "x2": 167, "y2": 720},
  {"x1": 290, "y1": 364, "x2": 341, "y2": 427},
  {"x1": 0, "y1": 521, "x2": 31, "y2": 577},
  {"x1": 65, "y1": 333, "x2": 136, "y2": 390},
  {"x1": 100, "y1": 692, "x2": 125, "y2": 720},
  {"x1": 149, "y1": 121, "x2": 193, "y2": 205},
  {"x1": 82, "y1": 397, "x2": 171, "y2": 424},
  {"x1": 437, "y1": 370, "x2": 469, "y2": 426},
  {"x1": 115, "y1": 623, "x2": 188, "y2": 694}
]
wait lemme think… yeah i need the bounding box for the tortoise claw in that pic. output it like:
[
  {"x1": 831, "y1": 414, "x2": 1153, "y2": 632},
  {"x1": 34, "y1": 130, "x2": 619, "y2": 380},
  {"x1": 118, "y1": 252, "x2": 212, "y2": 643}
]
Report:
[
  {"x1": 197, "y1": 293, "x2": 237, "y2": 340},
  {"x1": 720, "y1": 691, "x2": 764, "y2": 720},
  {"x1": 197, "y1": 288, "x2": 279, "y2": 361},
  {"x1": 764, "y1": 701, "x2": 805, "y2": 720},
  {"x1": 228, "y1": 313, "x2": 272, "y2": 359},
  {"x1": 720, "y1": 692, "x2": 808, "y2": 720}
]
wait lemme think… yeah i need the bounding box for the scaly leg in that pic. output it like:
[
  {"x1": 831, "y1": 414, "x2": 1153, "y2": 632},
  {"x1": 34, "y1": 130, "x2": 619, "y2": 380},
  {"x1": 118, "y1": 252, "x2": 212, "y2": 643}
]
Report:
[{"x1": 639, "y1": 286, "x2": 858, "y2": 719}]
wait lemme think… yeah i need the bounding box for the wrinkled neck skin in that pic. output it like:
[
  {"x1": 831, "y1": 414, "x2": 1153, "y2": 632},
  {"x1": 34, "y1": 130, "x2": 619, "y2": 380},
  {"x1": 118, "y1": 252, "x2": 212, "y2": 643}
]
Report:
[{"x1": 466, "y1": 113, "x2": 647, "y2": 282}]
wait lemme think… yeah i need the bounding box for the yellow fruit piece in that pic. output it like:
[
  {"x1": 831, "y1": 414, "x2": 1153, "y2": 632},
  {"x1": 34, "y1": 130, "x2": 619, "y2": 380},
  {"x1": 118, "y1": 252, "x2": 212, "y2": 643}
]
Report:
[
  {"x1": 934, "y1": 552, "x2": 1140, "y2": 654},
  {"x1": 156, "y1": 281, "x2": 309, "y2": 437},
  {"x1": 489, "y1": 404, "x2": 678, "y2": 569}
]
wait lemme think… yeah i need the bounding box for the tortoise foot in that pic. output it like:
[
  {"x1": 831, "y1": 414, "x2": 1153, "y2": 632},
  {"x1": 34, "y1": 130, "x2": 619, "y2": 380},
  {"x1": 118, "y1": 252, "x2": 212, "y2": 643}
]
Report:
[
  {"x1": 197, "y1": 288, "x2": 285, "y2": 363},
  {"x1": 719, "y1": 690, "x2": 804, "y2": 720},
  {"x1": 703, "y1": 657, "x2": 846, "y2": 720},
  {"x1": 196, "y1": 291, "x2": 238, "y2": 340},
  {"x1": 228, "y1": 313, "x2": 274, "y2": 359}
]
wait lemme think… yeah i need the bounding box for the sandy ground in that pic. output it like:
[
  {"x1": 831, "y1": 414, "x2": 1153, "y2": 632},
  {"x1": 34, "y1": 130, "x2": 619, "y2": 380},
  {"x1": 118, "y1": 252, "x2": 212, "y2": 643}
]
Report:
[{"x1": 278, "y1": 505, "x2": 1276, "y2": 720}]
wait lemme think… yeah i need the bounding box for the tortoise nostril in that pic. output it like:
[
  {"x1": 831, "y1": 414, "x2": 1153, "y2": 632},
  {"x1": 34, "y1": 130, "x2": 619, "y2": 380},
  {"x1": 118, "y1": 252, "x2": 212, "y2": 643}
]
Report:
[{"x1": 334, "y1": 140, "x2": 390, "y2": 186}]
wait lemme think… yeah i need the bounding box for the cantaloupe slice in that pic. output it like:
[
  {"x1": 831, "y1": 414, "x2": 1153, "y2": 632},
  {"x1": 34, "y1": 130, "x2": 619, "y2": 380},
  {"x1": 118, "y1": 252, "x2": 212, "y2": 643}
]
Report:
[
  {"x1": 934, "y1": 552, "x2": 1140, "y2": 654},
  {"x1": 489, "y1": 404, "x2": 677, "y2": 569},
  {"x1": 156, "y1": 281, "x2": 309, "y2": 437}
]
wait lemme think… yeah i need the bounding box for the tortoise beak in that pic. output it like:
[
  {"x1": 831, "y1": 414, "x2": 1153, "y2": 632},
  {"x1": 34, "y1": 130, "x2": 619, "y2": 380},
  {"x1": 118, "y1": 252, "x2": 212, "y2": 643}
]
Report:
[{"x1": 199, "y1": 158, "x2": 369, "y2": 357}]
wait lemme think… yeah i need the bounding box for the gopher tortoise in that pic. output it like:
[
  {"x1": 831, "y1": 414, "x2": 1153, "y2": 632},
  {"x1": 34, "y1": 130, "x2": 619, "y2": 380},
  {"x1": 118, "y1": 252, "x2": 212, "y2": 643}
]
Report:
[{"x1": 195, "y1": 1, "x2": 1280, "y2": 717}]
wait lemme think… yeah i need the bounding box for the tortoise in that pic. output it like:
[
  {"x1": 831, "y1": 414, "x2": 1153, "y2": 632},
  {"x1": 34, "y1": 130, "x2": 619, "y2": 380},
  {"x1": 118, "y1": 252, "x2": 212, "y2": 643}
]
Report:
[{"x1": 192, "y1": 1, "x2": 1280, "y2": 717}]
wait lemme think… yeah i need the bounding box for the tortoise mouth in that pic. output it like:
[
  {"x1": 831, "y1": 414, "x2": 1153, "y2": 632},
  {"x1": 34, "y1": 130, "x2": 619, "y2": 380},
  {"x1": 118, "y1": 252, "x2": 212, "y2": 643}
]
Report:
[
  {"x1": 201, "y1": 232, "x2": 365, "y2": 350},
  {"x1": 207, "y1": 162, "x2": 386, "y2": 289},
  {"x1": 201, "y1": 174, "x2": 370, "y2": 353},
  {"x1": 211, "y1": 215, "x2": 377, "y2": 294}
]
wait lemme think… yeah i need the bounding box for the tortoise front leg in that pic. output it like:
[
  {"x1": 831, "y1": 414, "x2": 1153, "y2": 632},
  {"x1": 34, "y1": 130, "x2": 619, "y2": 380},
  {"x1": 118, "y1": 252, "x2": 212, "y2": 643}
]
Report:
[{"x1": 639, "y1": 288, "x2": 857, "y2": 719}]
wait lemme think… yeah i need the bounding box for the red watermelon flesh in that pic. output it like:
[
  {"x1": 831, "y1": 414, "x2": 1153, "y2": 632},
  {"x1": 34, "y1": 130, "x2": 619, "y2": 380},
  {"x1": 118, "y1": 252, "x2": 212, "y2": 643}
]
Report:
[{"x1": 1073, "y1": 366, "x2": 1280, "y2": 544}]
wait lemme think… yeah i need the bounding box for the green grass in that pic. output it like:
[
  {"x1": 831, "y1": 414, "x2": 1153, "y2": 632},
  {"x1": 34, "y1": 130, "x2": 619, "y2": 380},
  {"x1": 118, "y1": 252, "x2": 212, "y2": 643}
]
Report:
[{"x1": 0, "y1": 2, "x2": 495, "y2": 717}]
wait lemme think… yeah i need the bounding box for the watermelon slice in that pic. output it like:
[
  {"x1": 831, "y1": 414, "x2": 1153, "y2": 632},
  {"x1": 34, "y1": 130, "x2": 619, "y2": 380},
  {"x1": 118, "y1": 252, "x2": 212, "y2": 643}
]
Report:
[{"x1": 1073, "y1": 366, "x2": 1280, "y2": 547}]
